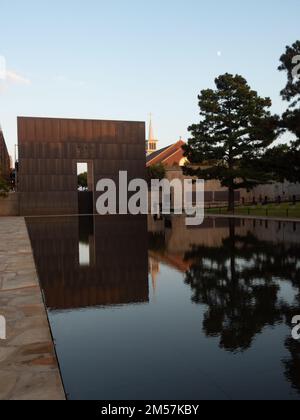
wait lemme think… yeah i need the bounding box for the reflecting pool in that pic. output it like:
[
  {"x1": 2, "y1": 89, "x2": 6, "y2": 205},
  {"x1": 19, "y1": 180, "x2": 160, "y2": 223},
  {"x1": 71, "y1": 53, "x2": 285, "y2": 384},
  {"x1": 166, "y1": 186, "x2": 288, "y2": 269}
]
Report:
[{"x1": 26, "y1": 215, "x2": 300, "y2": 400}]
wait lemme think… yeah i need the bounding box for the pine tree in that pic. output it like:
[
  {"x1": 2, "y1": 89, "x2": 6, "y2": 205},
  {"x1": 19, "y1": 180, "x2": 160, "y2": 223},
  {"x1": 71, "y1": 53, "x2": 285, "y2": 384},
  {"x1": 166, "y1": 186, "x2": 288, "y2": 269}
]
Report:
[
  {"x1": 279, "y1": 41, "x2": 300, "y2": 143},
  {"x1": 279, "y1": 40, "x2": 300, "y2": 108},
  {"x1": 278, "y1": 41, "x2": 300, "y2": 182},
  {"x1": 183, "y1": 74, "x2": 279, "y2": 211}
]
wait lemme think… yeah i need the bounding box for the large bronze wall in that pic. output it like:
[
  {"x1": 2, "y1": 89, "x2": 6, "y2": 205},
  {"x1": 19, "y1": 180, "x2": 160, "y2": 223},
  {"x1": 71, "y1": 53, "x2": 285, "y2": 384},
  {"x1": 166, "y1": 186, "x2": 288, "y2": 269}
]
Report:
[
  {"x1": 0, "y1": 129, "x2": 10, "y2": 180},
  {"x1": 18, "y1": 117, "x2": 146, "y2": 215}
]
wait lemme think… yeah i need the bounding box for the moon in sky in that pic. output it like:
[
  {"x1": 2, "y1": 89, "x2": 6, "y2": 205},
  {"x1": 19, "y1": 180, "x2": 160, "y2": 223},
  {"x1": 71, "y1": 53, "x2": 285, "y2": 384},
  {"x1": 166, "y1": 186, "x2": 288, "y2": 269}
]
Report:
[{"x1": 217, "y1": 51, "x2": 222, "y2": 57}]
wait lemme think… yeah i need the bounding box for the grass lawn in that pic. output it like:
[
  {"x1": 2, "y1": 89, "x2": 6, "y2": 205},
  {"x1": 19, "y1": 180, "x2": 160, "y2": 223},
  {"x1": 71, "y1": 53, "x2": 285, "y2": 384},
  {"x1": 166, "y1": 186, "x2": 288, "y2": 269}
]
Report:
[{"x1": 206, "y1": 202, "x2": 300, "y2": 219}]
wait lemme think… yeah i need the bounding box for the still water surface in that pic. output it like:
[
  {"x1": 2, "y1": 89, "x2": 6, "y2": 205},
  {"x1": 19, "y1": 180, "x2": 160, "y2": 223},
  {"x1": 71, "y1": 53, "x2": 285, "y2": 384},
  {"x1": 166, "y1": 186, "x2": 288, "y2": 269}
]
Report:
[{"x1": 26, "y1": 215, "x2": 300, "y2": 400}]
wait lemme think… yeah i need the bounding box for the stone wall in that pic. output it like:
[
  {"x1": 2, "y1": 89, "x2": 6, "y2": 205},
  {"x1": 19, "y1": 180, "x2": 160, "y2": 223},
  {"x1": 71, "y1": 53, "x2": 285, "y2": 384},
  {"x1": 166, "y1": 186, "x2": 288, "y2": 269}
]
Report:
[
  {"x1": 166, "y1": 167, "x2": 300, "y2": 206},
  {"x1": 240, "y1": 181, "x2": 300, "y2": 204},
  {"x1": 0, "y1": 193, "x2": 19, "y2": 216},
  {"x1": 165, "y1": 167, "x2": 240, "y2": 205}
]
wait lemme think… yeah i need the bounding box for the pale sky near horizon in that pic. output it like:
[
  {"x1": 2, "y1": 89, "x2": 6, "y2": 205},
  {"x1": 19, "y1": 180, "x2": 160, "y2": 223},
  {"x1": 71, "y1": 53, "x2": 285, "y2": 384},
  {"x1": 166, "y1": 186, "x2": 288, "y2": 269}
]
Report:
[{"x1": 0, "y1": 0, "x2": 299, "y2": 158}]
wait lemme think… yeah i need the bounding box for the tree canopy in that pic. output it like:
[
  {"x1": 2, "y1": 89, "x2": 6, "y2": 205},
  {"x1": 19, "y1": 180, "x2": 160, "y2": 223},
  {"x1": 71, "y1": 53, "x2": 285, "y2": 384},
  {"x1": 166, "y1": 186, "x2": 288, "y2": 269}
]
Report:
[
  {"x1": 78, "y1": 172, "x2": 88, "y2": 190},
  {"x1": 183, "y1": 73, "x2": 279, "y2": 210},
  {"x1": 262, "y1": 40, "x2": 300, "y2": 184},
  {"x1": 146, "y1": 163, "x2": 166, "y2": 187},
  {"x1": 279, "y1": 40, "x2": 300, "y2": 144},
  {"x1": 0, "y1": 172, "x2": 9, "y2": 197},
  {"x1": 279, "y1": 40, "x2": 300, "y2": 108}
]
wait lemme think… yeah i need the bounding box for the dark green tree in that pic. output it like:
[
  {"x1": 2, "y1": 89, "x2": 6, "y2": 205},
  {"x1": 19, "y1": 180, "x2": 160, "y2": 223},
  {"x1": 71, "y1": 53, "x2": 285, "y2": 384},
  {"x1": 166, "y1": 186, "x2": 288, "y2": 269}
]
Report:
[
  {"x1": 0, "y1": 166, "x2": 9, "y2": 197},
  {"x1": 146, "y1": 163, "x2": 166, "y2": 187},
  {"x1": 183, "y1": 73, "x2": 279, "y2": 211},
  {"x1": 78, "y1": 172, "x2": 88, "y2": 190},
  {"x1": 261, "y1": 143, "x2": 300, "y2": 184},
  {"x1": 279, "y1": 40, "x2": 300, "y2": 109},
  {"x1": 273, "y1": 41, "x2": 300, "y2": 183}
]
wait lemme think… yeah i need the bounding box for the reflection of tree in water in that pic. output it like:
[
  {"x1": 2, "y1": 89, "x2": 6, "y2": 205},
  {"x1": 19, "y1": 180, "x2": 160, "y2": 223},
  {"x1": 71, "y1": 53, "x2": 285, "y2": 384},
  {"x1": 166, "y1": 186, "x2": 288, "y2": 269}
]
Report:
[
  {"x1": 184, "y1": 222, "x2": 300, "y2": 351},
  {"x1": 283, "y1": 337, "x2": 300, "y2": 395},
  {"x1": 183, "y1": 220, "x2": 300, "y2": 393},
  {"x1": 281, "y1": 292, "x2": 300, "y2": 396}
]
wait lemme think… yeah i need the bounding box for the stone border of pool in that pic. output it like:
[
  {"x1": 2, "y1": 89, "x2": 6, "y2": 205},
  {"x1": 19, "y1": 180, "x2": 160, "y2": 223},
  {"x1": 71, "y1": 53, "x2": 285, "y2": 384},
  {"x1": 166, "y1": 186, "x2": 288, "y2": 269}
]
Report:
[{"x1": 0, "y1": 217, "x2": 66, "y2": 400}]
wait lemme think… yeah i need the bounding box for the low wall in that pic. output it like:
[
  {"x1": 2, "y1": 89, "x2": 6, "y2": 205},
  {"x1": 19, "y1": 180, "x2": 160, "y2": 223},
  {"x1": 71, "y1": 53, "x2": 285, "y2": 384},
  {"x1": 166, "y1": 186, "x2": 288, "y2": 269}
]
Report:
[
  {"x1": 241, "y1": 181, "x2": 300, "y2": 204},
  {"x1": 0, "y1": 193, "x2": 19, "y2": 216},
  {"x1": 166, "y1": 168, "x2": 300, "y2": 205}
]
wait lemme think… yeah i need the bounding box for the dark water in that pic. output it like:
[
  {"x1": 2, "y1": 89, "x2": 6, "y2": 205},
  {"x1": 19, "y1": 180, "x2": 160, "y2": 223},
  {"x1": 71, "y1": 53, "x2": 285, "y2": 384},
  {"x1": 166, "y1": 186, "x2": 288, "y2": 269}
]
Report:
[{"x1": 26, "y1": 215, "x2": 300, "y2": 400}]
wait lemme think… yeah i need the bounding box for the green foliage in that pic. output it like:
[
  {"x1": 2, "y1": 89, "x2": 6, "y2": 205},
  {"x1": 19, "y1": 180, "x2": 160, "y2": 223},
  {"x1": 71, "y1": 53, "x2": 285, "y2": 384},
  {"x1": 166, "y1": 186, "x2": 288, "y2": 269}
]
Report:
[
  {"x1": 279, "y1": 40, "x2": 300, "y2": 175},
  {"x1": 78, "y1": 172, "x2": 88, "y2": 190},
  {"x1": 263, "y1": 41, "x2": 300, "y2": 184},
  {"x1": 279, "y1": 40, "x2": 300, "y2": 147},
  {"x1": 282, "y1": 109, "x2": 300, "y2": 141},
  {"x1": 0, "y1": 171, "x2": 9, "y2": 198},
  {"x1": 261, "y1": 144, "x2": 300, "y2": 184},
  {"x1": 183, "y1": 73, "x2": 279, "y2": 211},
  {"x1": 146, "y1": 164, "x2": 166, "y2": 186},
  {"x1": 278, "y1": 40, "x2": 300, "y2": 108}
]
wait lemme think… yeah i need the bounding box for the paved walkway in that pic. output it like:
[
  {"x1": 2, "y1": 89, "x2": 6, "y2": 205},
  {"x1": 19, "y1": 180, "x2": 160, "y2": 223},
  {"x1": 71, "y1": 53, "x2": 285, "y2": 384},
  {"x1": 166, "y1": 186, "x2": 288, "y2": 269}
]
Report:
[{"x1": 0, "y1": 218, "x2": 65, "y2": 400}]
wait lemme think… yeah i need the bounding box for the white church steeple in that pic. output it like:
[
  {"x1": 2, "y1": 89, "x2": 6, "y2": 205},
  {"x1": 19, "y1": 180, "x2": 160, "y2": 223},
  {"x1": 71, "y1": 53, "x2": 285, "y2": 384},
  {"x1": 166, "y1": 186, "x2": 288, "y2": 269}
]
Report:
[{"x1": 146, "y1": 113, "x2": 158, "y2": 155}]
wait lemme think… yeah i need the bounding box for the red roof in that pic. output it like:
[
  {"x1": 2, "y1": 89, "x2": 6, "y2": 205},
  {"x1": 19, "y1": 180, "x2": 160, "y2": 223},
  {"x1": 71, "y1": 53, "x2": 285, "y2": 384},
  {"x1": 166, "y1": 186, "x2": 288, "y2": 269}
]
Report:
[{"x1": 146, "y1": 140, "x2": 186, "y2": 167}]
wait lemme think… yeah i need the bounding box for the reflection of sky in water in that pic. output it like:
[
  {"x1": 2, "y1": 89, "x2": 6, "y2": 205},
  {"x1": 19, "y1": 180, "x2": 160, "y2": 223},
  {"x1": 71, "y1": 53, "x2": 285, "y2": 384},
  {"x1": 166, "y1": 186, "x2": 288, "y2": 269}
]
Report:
[{"x1": 276, "y1": 280, "x2": 299, "y2": 306}]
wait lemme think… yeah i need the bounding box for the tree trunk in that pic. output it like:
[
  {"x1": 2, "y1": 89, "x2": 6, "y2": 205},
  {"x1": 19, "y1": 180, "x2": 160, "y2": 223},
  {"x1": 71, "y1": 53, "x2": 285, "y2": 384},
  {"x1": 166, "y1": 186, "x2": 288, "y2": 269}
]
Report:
[{"x1": 228, "y1": 187, "x2": 235, "y2": 213}]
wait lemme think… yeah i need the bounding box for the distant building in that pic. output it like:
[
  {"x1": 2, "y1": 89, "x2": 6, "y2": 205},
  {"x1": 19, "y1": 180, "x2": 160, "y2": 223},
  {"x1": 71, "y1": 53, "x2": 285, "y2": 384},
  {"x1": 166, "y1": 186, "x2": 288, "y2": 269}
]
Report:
[
  {"x1": 146, "y1": 139, "x2": 186, "y2": 167},
  {"x1": 147, "y1": 138, "x2": 300, "y2": 205},
  {"x1": 145, "y1": 115, "x2": 158, "y2": 156},
  {"x1": 0, "y1": 125, "x2": 10, "y2": 180},
  {"x1": 147, "y1": 139, "x2": 238, "y2": 205}
]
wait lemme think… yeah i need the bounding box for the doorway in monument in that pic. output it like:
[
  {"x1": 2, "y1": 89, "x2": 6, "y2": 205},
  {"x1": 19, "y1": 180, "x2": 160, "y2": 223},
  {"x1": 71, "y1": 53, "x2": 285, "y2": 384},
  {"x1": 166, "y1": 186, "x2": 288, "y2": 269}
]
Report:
[{"x1": 77, "y1": 162, "x2": 94, "y2": 214}]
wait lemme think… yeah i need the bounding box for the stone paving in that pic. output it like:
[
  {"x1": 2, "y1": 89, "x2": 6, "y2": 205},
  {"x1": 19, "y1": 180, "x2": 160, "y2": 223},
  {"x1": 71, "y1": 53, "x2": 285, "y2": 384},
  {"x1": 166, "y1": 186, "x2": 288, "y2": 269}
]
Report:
[{"x1": 0, "y1": 217, "x2": 65, "y2": 400}]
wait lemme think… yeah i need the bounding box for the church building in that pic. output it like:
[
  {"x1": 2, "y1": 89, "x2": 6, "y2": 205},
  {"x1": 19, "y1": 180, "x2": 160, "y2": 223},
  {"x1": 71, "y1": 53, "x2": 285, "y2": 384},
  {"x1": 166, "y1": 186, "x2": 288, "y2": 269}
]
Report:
[{"x1": 145, "y1": 115, "x2": 158, "y2": 156}]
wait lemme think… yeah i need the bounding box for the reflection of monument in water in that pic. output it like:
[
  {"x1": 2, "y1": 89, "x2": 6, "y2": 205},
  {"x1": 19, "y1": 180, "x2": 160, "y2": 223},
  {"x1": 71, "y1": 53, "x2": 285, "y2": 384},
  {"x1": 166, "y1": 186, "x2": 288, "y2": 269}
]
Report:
[
  {"x1": 26, "y1": 216, "x2": 149, "y2": 310},
  {"x1": 148, "y1": 215, "x2": 240, "y2": 275},
  {"x1": 148, "y1": 215, "x2": 300, "y2": 274}
]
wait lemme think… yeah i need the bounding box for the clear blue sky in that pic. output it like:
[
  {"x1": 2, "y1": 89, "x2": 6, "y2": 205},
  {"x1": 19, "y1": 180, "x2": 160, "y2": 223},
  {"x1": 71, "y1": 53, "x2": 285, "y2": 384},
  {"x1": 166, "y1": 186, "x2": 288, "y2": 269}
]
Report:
[{"x1": 0, "y1": 0, "x2": 299, "y2": 158}]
